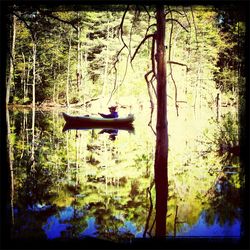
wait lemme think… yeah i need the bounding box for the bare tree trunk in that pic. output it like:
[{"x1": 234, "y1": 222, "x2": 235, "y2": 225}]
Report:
[
  {"x1": 53, "y1": 66, "x2": 56, "y2": 103},
  {"x1": 76, "y1": 13, "x2": 82, "y2": 96},
  {"x1": 31, "y1": 106, "x2": 35, "y2": 169},
  {"x1": 6, "y1": 15, "x2": 16, "y2": 105},
  {"x1": 26, "y1": 56, "x2": 31, "y2": 98},
  {"x1": 216, "y1": 92, "x2": 221, "y2": 122},
  {"x1": 6, "y1": 109, "x2": 14, "y2": 225},
  {"x1": 21, "y1": 52, "x2": 26, "y2": 103},
  {"x1": 32, "y1": 41, "x2": 36, "y2": 108},
  {"x1": 80, "y1": 49, "x2": 84, "y2": 102},
  {"x1": 154, "y1": 5, "x2": 168, "y2": 237},
  {"x1": 66, "y1": 34, "x2": 72, "y2": 107},
  {"x1": 101, "y1": 21, "x2": 110, "y2": 99}
]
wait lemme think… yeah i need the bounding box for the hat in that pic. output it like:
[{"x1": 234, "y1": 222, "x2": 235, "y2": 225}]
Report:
[{"x1": 109, "y1": 106, "x2": 117, "y2": 110}]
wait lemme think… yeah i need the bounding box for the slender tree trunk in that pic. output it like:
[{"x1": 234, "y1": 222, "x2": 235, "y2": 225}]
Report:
[
  {"x1": 75, "y1": 132, "x2": 79, "y2": 185},
  {"x1": 6, "y1": 109, "x2": 14, "y2": 226},
  {"x1": 6, "y1": 15, "x2": 16, "y2": 105},
  {"x1": 216, "y1": 92, "x2": 221, "y2": 122},
  {"x1": 173, "y1": 205, "x2": 179, "y2": 237},
  {"x1": 66, "y1": 132, "x2": 70, "y2": 172},
  {"x1": 53, "y1": 74, "x2": 56, "y2": 103},
  {"x1": 26, "y1": 56, "x2": 31, "y2": 98},
  {"x1": 101, "y1": 21, "x2": 110, "y2": 99},
  {"x1": 154, "y1": 5, "x2": 168, "y2": 237},
  {"x1": 80, "y1": 49, "x2": 84, "y2": 102},
  {"x1": 31, "y1": 106, "x2": 35, "y2": 169},
  {"x1": 66, "y1": 35, "x2": 72, "y2": 107},
  {"x1": 22, "y1": 52, "x2": 26, "y2": 103},
  {"x1": 77, "y1": 13, "x2": 81, "y2": 96},
  {"x1": 32, "y1": 41, "x2": 36, "y2": 108}
]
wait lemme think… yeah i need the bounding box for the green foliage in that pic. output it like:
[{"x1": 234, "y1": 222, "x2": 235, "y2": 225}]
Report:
[
  {"x1": 7, "y1": 4, "x2": 244, "y2": 241},
  {"x1": 9, "y1": 5, "x2": 245, "y2": 112}
]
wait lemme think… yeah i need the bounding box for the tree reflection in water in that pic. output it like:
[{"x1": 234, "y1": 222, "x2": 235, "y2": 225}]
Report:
[{"x1": 6, "y1": 108, "x2": 243, "y2": 242}]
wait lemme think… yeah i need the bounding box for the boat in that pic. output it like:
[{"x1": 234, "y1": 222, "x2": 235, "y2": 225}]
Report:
[
  {"x1": 62, "y1": 112, "x2": 134, "y2": 132},
  {"x1": 62, "y1": 123, "x2": 134, "y2": 132}
]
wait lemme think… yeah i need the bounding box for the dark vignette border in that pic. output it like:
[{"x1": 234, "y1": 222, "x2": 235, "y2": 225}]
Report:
[{"x1": 0, "y1": 0, "x2": 249, "y2": 249}]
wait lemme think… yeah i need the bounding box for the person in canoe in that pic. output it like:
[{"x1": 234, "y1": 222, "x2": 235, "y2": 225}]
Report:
[{"x1": 98, "y1": 106, "x2": 118, "y2": 118}]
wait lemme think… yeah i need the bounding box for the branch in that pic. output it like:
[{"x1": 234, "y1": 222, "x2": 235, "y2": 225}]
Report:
[
  {"x1": 142, "y1": 5, "x2": 155, "y2": 18},
  {"x1": 165, "y1": 9, "x2": 185, "y2": 17},
  {"x1": 107, "y1": 5, "x2": 133, "y2": 105},
  {"x1": 151, "y1": 34, "x2": 156, "y2": 79},
  {"x1": 143, "y1": 186, "x2": 154, "y2": 237},
  {"x1": 183, "y1": 6, "x2": 191, "y2": 29},
  {"x1": 38, "y1": 10, "x2": 78, "y2": 30},
  {"x1": 169, "y1": 66, "x2": 179, "y2": 117},
  {"x1": 149, "y1": 73, "x2": 157, "y2": 98},
  {"x1": 168, "y1": 8, "x2": 179, "y2": 117},
  {"x1": 107, "y1": 45, "x2": 126, "y2": 103},
  {"x1": 13, "y1": 12, "x2": 36, "y2": 41},
  {"x1": 167, "y1": 60, "x2": 188, "y2": 68},
  {"x1": 148, "y1": 217, "x2": 156, "y2": 237},
  {"x1": 165, "y1": 18, "x2": 189, "y2": 32},
  {"x1": 145, "y1": 23, "x2": 157, "y2": 36},
  {"x1": 131, "y1": 34, "x2": 154, "y2": 63},
  {"x1": 145, "y1": 71, "x2": 156, "y2": 136},
  {"x1": 128, "y1": 7, "x2": 139, "y2": 70},
  {"x1": 84, "y1": 97, "x2": 100, "y2": 106},
  {"x1": 119, "y1": 5, "x2": 130, "y2": 51},
  {"x1": 190, "y1": 6, "x2": 199, "y2": 49}
]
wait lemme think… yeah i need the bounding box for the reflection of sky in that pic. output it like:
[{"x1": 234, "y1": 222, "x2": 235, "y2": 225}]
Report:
[
  {"x1": 42, "y1": 206, "x2": 74, "y2": 239},
  {"x1": 177, "y1": 212, "x2": 241, "y2": 237},
  {"x1": 27, "y1": 203, "x2": 51, "y2": 212},
  {"x1": 59, "y1": 206, "x2": 74, "y2": 220},
  {"x1": 42, "y1": 206, "x2": 240, "y2": 239},
  {"x1": 80, "y1": 217, "x2": 97, "y2": 237},
  {"x1": 79, "y1": 216, "x2": 144, "y2": 238},
  {"x1": 42, "y1": 216, "x2": 71, "y2": 239},
  {"x1": 119, "y1": 221, "x2": 144, "y2": 237}
]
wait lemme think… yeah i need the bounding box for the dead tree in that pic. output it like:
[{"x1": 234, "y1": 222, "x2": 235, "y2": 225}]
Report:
[{"x1": 113, "y1": 5, "x2": 190, "y2": 237}]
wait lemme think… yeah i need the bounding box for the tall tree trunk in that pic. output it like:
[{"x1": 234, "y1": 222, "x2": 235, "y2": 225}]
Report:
[
  {"x1": 154, "y1": 5, "x2": 168, "y2": 237},
  {"x1": 101, "y1": 20, "x2": 110, "y2": 99},
  {"x1": 6, "y1": 15, "x2": 16, "y2": 105},
  {"x1": 21, "y1": 52, "x2": 26, "y2": 103},
  {"x1": 26, "y1": 56, "x2": 31, "y2": 98},
  {"x1": 32, "y1": 41, "x2": 36, "y2": 108},
  {"x1": 30, "y1": 106, "x2": 36, "y2": 170},
  {"x1": 66, "y1": 34, "x2": 72, "y2": 107},
  {"x1": 6, "y1": 109, "x2": 14, "y2": 226},
  {"x1": 76, "y1": 13, "x2": 81, "y2": 96}
]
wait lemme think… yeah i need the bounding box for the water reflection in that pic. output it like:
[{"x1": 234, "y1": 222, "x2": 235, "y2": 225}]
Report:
[
  {"x1": 6, "y1": 107, "x2": 242, "y2": 242},
  {"x1": 179, "y1": 211, "x2": 241, "y2": 237},
  {"x1": 99, "y1": 129, "x2": 118, "y2": 141}
]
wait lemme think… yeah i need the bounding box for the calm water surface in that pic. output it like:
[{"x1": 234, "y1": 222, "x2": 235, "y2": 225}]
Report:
[{"x1": 7, "y1": 106, "x2": 242, "y2": 241}]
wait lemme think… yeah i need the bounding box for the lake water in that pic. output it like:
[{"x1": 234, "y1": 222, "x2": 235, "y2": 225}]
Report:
[{"x1": 6, "y1": 105, "x2": 242, "y2": 242}]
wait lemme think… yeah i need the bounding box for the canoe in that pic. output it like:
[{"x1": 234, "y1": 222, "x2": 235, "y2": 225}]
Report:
[
  {"x1": 62, "y1": 123, "x2": 134, "y2": 133},
  {"x1": 62, "y1": 112, "x2": 134, "y2": 129}
]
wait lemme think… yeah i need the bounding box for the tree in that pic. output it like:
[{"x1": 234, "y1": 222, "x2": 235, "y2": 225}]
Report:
[
  {"x1": 116, "y1": 5, "x2": 169, "y2": 236},
  {"x1": 6, "y1": 14, "x2": 16, "y2": 105},
  {"x1": 154, "y1": 5, "x2": 168, "y2": 237}
]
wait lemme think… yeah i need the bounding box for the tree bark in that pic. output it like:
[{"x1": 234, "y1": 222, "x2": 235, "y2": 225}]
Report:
[
  {"x1": 6, "y1": 109, "x2": 14, "y2": 226},
  {"x1": 21, "y1": 52, "x2": 26, "y2": 103},
  {"x1": 154, "y1": 5, "x2": 168, "y2": 237},
  {"x1": 101, "y1": 20, "x2": 110, "y2": 99},
  {"x1": 76, "y1": 12, "x2": 82, "y2": 96},
  {"x1": 6, "y1": 15, "x2": 16, "y2": 105},
  {"x1": 66, "y1": 34, "x2": 72, "y2": 107},
  {"x1": 32, "y1": 41, "x2": 36, "y2": 108}
]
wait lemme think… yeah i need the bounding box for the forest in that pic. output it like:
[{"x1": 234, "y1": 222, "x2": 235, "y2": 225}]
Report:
[
  {"x1": 5, "y1": 4, "x2": 245, "y2": 110},
  {"x1": 2, "y1": 2, "x2": 247, "y2": 246}
]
